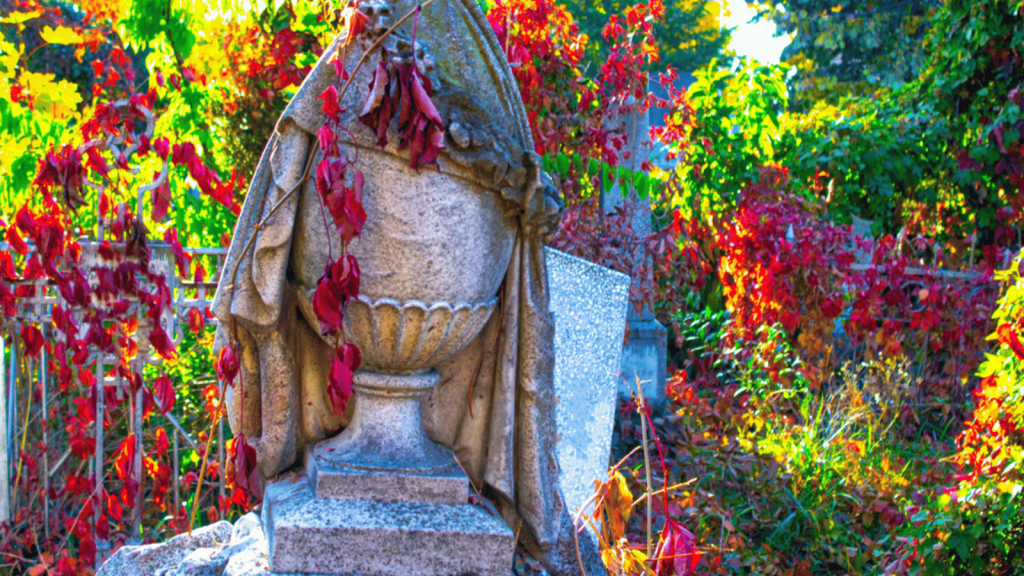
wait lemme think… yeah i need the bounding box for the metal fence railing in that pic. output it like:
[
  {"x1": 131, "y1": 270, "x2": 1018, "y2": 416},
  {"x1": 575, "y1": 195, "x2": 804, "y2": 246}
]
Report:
[{"x1": 0, "y1": 241, "x2": 227, "y2": 568}]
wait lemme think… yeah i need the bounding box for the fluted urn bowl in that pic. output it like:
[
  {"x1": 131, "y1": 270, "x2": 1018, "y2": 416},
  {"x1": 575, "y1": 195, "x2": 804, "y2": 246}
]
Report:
[
  {"x1": 306, "y1": 145, "x2": 516, "y2": 485},
  {"x1": 343, "y1": 295, "x2": 498, "y2": 373},
  {"x1": 343, "y1": 145, "x2": 515, "y2": 372}
]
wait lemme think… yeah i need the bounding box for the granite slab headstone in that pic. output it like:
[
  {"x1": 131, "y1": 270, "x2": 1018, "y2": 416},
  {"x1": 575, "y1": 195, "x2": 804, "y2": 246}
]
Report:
[
  {"x1": 546, "y1": 248, "x2": 631, "y2": 516},
  {"x1": 620, "y1": 311, "x2": 669, "y2": 408}
]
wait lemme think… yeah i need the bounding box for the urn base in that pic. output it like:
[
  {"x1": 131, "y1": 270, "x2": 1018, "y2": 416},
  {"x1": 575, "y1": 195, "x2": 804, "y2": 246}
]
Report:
[
  {"x1": 307, "y1": 369, "x2": 469, "y2": 505},
  {"x1": 262, "y1": 476, "x2": 514, "y2": 576}
]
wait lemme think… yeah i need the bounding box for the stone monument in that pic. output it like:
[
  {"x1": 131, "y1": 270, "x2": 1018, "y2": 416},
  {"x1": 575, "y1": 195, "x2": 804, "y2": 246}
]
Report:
[
  {"x1": 208, "y1": 0, "x2": 603, "y2": 574},
  {"x1": 600, "y1": 96, "x2": 669, "y2": 408}
]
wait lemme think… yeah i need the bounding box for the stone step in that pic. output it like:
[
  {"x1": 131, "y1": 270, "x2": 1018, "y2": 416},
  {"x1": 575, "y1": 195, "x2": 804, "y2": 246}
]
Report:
[
  {"x1": 308, "y1": 454, "x2": 469, "y2": 506},
  {"x1": 263, "y1": 478, "x2": 514, "y2": 576}
]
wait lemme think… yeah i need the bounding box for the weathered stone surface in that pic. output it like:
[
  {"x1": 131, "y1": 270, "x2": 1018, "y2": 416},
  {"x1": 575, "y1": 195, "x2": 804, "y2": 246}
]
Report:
[
  {"x1": 308, "y1": 370, "x2": 468, "y2": 502},
  {"x1": 263, "y1": 477, "x2": 515, "y2": 576},
  {"x1": 96, "y1": 521, "x2": 233, "y2": 576},
  {"x1": 211, "y1": 0, "x2": 591, "y2": 571},
  {"x1": 310, "y1": 456, "x2": 468, "y2": 505},
  {"x1": 342, "y1": 297, "x2": 499, "y2": 372},
  {"x1": 171, "y1": 548, "x2": 229, "y2": 576},
  {"x1": 96, "y1": 514, "x2": 269, "y2": 576},
  {"x1": 546, "y1": 248, "x2": 631, "y2": 516}
]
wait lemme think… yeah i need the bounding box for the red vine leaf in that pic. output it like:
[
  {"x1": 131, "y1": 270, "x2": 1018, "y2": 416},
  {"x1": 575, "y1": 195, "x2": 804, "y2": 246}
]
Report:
[
  {"x1": 20, "y1": 325, "x2": 44, "y2": 358},
  {"x1": 218, "y1": 344, "x2": 240, "y2": 386},
  {"x1": 154, "y1": 427, "x2": 171, "y2": 457},
  {"x1": 653, "y1": 517, "x2": 700, "y2": 576},
  {"x1": 339, "y1": 4, "x2": 369, "y2": 46},
  {"x1": 319, "y1": 85, "x2": 343, "y2": 122},
  {"x1": 34, "y1": 145, "x2": 88, "y2": 210},
  {"x1": 230, "y1": 433, "x2": 261, "y2": 502},
  {"x1": 996, "y1": 323, "x2": 1024, "y2": 360},
  {"x1": 359, "y1": 54, "x2": 445, "y2": 170},
  {"x1": 151, "y1": 177, "x2": 171, "y2": 221},
  {"x1": 149, "y1": 324, "x2": 177, "y2": 360},
  {"x1": 189, "y1": 308, "x2": 205, "y2": 335},
  {"x1": 153, "y1": 375, "x2": 176, "y2": 413},
  {"x1": 5, "y1": 225, "x2": 28, "y2": 255},
  {"x1": 327, "y1": 343, "x2": 361, "y2": 417},
  {"x1": 113, "y1": 434, "x2": 136, "y2": 481},
  {"x1": 163, "y1": 227, "x2": 192, "y2": 277},
  {"x1": 153, "y1": 137, "x2": 170, "y2": 159},
  {"x1": 396, "y1": 63, "x2": 445, "y2": 169},
  {"x1": 318, "y1": 125, "x2": 336, "y2": 154},
  {"x1": 107, "y1": 494, "x2": 122, "y2": 522},
  {"x1": 359, "y1": 62, "x2": 394, "y2": 148},
  {"x1": 311, "y1": 254, "x2": 361, "y2": 335}
]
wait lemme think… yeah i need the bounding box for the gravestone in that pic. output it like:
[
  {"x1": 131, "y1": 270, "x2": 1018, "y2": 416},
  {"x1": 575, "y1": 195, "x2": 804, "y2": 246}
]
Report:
[
  {"x1": 546, "y1": 248, "x2": 630, "y2": 516},
  {"x1": 203, "y1": 0, "x2": 606, "y2": 574},
  {"x1": 600, "y1": 94, "x2": 669, "y2": 408}
]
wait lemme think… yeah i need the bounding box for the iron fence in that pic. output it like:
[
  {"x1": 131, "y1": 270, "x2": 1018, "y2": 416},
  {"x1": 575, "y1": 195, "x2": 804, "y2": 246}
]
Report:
[{"x1": 0, "y1": 241, "x2": 227, "y2": 568}]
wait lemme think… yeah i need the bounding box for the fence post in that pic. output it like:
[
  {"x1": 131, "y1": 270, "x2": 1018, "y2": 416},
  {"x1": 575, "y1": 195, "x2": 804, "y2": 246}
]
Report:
[
  {"x1": 40, "y1": 331, "x2": 49, "y2": 540},
  {"x1": 0, "y1": 335, "x2": 8, "y2": 526},
  {"x1": 132, "y1": 384, "x2": 143, "y2": 543},
  {"x1": 173, "y1": 428, "x2": 180, "y2": 517},
  {"x1": 6, "y1": 338, "x2": 15, "y2": 524},
  {"x1": 94, "y1": 359, "x2": 105, "y2": 571}
]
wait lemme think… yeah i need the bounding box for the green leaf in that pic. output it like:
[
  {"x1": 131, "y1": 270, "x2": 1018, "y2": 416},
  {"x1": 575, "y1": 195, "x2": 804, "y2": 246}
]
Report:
[
  {"x1": 634, "y1": 172, "x2": 650, "y2": 200},
  {"x1": 555, "y1": 153, "x2": 570, "y2": 178}
]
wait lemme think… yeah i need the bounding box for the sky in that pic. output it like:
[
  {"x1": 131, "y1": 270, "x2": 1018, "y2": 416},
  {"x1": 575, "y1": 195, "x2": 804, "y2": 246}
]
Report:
[{"x1": 720, "y1": 1, "x2": 791, "y2": 64}]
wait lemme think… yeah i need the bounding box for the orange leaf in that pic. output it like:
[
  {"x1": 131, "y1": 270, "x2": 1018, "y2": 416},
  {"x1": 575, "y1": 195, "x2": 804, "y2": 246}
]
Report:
[{"x1": 602, "y1": 471, "x2": 633, "y2": 541}]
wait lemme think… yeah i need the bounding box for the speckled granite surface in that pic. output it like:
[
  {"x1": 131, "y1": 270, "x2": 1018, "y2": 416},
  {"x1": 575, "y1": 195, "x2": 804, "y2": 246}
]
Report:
[{"x1": 545, "y1": 248, "x2": 630, "y2": 517}]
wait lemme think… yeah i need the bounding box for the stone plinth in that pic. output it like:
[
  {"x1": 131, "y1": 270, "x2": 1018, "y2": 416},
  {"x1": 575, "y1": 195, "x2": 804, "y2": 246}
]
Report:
[
  {"x1": 546, "y1": 248, "x2": 630, "y2": 516},
  {"x1": 308, "y1": 455, "x2": 468, "y2": 505},
  {"x1": 264, "y1": 368, "x2": 515, "y2": 575},
  {"x1": 263, "y1": 478, "x2": 514, "y2": 576}
]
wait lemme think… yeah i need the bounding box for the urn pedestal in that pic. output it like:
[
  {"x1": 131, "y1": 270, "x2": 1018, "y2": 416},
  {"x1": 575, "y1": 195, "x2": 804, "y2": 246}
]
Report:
[
  {"x1": 263, "y1": 294, "x2": 517, "y2": 575},
  {"x1": 263, "y1": 143, "x2": 518, "y2": 574},
  {"x1": 263, "y1": 372, "x2": 514, "y2": 576}
]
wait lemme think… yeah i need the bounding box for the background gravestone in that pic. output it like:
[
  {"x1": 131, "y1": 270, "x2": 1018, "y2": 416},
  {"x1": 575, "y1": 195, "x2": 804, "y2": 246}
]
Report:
[
  {"x1": 600, "y1": 97, "x2": 669, "y2": 408},
  {"x1": 546, "y1": 248, "x2": 630, "y2": 515}
]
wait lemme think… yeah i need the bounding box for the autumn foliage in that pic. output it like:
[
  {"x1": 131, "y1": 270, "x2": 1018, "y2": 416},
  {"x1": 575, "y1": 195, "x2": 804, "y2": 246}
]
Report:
[{"x1": 2, "y1": 0, "x2": 1023, "y2": 574}]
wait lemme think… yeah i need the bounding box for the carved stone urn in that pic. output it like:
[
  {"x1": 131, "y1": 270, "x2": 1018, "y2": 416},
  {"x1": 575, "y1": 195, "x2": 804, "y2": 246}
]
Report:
[
  {"x1": 305, "y1": 143, "x2": 516, "y2": 502},
  {"x1": 240, "y1": 0, "x2": 561, "y2": 571}
]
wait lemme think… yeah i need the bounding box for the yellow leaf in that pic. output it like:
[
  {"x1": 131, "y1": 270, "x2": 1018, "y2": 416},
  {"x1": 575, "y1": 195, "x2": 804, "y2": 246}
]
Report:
[
  {"x1": 0, "y1": 9, "x2": 43, "y2": 24},
  {"x1": 19, "y1": 71, "x2": 82, "y2": 119},
  {"x1": 706, "y1": 1, "x2": 721, "y2": 20},
  {"x1": 1, "y1": 40, "x2": 21, "y2": 78},
  {"x1": 997, "y1": 481, "x2": 1022, "y2": 496},
  {"x1": 40, "y1": 26, "x2": 84, "y2": 45}
]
